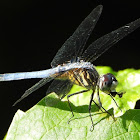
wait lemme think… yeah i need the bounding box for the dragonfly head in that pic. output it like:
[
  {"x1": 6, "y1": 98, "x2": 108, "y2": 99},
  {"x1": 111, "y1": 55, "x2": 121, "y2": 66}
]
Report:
[{"x1": 98, "y1": 73, "x2": 119, "y2": 96}]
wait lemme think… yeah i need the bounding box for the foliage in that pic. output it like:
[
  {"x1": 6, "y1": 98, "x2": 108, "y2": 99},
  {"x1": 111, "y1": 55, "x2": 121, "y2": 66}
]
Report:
[{"x1": 5, "y1": 66, "x2": 140, "y2": 140}]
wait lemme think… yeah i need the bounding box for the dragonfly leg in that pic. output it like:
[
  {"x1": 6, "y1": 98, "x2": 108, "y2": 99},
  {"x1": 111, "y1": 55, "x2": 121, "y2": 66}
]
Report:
[
  {"x1": 92, "y1": 99, "x2": 115, "y2": 121},
  {"x1": 92, "y1": 99, "x2": 103, "y2": 112},
  {"x1": 89, "y1": 91, "x2": 94, "y2": 131},
  {"x1": 94, "y1": 87, "x2": 115, "y2": 120},
  {"x1": 96, "y1": 86, "x2": 103, "y2": 112},
  {"x1": 109, "y1": 93, "x2": 122, "y2": 112},
  {"x1": 67, "y1": 89, "x2": 89, "y2": 124}
]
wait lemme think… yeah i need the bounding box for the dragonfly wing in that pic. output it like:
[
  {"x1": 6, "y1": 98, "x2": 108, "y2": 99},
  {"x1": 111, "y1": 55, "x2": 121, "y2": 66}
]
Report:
[
  {"x1": 46, "y1": 79, "x2": 73, "y2": 99},
  {"x1": 51, "y1": 5, "x2": 103, "y2": 67},
  {"x1": 82, "y1": 17, "x2": 140, "y2": 62},
  {"x1": 13, "y1": 77, "x2": 54, "y2": 106},
  {"x1": 45, "y1": 79, "x2": 73, "y2": 107}
]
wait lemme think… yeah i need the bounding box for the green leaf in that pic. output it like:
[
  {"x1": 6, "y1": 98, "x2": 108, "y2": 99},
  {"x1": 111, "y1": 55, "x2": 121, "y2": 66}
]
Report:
[
  {"x1": 96, "y1": 66, "x2": 140, "y2": 117},
  {"x1": 5, "y1": 66, "x2": 140, "y2": 140}
]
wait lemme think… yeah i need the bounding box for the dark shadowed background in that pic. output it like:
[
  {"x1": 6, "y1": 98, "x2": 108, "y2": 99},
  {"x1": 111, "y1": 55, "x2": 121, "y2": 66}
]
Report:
[{"x1": 0, "y1": 0, "x2": 140, "y2": 139}]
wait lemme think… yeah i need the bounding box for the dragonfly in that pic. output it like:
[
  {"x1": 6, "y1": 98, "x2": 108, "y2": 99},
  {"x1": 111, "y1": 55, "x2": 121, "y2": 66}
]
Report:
[{"x1": 0, "y1": 5, "x2": 140, "y2": 130}]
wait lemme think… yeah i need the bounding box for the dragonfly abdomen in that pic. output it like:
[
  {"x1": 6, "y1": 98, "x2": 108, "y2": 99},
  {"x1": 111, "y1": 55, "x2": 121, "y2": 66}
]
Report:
[
  {"x1": 0, "y1": 69, "x2": 56, "y2": 81},
  {"x1": 0, "y1": 62, "x2": 94, "y2": 81}
]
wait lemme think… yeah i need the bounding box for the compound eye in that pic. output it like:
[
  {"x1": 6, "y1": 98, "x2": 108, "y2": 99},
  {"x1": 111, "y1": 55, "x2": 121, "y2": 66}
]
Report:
[
  {"x1": 107, "y1": 74, "x2": 118, "y2": 90},
  {"x1": 99, "y1": 73, "x2": 118, "y2": 92},
  {"x1": 111, "y1": 78, "x2": 118, "y2": 88},
  {"x1": 99, "y1": 75, "x2": 111, "y2": 91},
  {"x1": 111, "y1": 76, "x2": 117, "y2": 82}
]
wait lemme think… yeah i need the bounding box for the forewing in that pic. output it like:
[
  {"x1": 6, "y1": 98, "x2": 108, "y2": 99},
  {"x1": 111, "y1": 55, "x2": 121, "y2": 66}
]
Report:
[
  {"x1": 82, "y1": 17, "x2": 140, "y2": 62},
  {"x1": 51, "y1": 5, "x2": 103, "y2": 67}
]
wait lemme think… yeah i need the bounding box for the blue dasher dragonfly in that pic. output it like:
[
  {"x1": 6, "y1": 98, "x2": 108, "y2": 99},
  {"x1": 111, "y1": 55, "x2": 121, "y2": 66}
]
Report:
[{"x1": 0, "y1": 5, "x2": 140, "y2": 130}]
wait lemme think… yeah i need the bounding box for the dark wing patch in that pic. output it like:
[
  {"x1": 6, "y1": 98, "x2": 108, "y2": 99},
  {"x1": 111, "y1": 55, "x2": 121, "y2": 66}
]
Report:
[{"x1": 46, "y1": 79, "x2": 73, "y2": 100}]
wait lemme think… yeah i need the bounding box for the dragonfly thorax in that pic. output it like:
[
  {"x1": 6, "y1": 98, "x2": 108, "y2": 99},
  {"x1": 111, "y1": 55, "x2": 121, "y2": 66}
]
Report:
[{"x1": 58, "y1": 64, "x2": 99, "y2": 90}]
